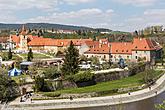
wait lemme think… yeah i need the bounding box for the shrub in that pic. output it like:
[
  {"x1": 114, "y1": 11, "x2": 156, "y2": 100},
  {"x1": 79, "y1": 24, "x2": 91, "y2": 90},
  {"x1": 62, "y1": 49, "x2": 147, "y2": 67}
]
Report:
[
  {"x1": 35, "y1": 76, "x2": 51, "y2": 92},
  {"x1": 73, "y1": 71, "x2": 94, "y2": 83},
  {"x1": 43, "y1": 92, "x2": 61, "y2": 97}
]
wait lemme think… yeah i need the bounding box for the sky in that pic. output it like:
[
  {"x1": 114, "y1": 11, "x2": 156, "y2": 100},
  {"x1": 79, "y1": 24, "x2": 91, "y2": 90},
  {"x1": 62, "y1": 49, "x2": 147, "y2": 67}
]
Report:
[{"x1": 0, "y1": 0, "x2": 165, "y2": 32}]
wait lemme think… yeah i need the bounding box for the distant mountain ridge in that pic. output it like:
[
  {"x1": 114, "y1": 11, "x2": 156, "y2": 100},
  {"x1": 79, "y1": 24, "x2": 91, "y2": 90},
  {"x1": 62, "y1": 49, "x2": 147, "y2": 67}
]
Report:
[{"x1": 0, "y1": 23, "x2": 96, "y2": 31}]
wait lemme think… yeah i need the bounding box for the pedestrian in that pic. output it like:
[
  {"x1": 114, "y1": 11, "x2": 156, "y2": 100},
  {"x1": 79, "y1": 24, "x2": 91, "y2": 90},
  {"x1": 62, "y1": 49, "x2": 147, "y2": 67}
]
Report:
[
  {"x1": 20, "y1": 97, "x2": 23, "y2": 102},
  {"x1": 128, "y1": 92, "x2": 131, "y2": 95},
  {"x1": 31, "y1": 98, "x2": 32, "y2": 103},
  {"x1": 70, "y1": 96, "x2": 73, "y2": 100},
  {"x1": 149, "y1": 86, "x2": 151, "y2": 90},
  {"x1": 155, "y1": 91, "x2": 157, "y2": 95}
]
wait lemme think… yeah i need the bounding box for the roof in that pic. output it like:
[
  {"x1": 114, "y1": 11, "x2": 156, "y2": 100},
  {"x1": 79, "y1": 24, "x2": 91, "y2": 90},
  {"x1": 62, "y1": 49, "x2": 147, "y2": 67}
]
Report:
[
  {"x1": 11, "y1": 35, "x2": 20, "y2": 44},
  {"x1": 85, "y1": 44, "x2": 110, "y2": 54},
  {"x1": 28, "y1": 38, "x2": 93, "y2": 47},
  {"x1": 110, "y1": 42, "x2": 133, "y2": 54},
  {"x1": 132, "y1": 38, "x2": 162, "y2": 51},
  {"x1": 84, "y1": 37, "x2": 162, "y2": 55},
  {"x1": 85, "y1": 41, "x2": 99, "y2": 47}
]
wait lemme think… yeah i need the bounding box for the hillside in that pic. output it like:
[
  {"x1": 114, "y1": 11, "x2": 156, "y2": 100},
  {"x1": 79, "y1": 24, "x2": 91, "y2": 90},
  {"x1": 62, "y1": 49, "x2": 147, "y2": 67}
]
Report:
[{"x1": 0, "y1": 23, "x2": 94, "y2": 31}]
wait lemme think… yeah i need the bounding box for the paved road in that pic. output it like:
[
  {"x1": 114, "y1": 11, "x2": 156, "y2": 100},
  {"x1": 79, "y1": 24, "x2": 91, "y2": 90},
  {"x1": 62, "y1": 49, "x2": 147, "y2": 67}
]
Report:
[{"x1": 4, "y1": 73, "x2": 165, "y2": 110}]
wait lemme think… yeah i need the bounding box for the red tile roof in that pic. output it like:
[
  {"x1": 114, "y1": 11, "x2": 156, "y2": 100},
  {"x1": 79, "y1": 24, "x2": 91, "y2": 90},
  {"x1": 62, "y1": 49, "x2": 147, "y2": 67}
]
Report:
[
  {"x1": 85, "y1": 38, "x2": 162, "y2": 55},
  {"x1": 132, "y1": 38, "x2": 162, "y2": 51},
  {"x1": 28, "y1": 38, "x2": 92, "y2": 47},
  {"x1": 85, "y1": 44, "x2": 110, "y2": 54},
  {"x1": 11, "y1": 35, "x2": 20, "y2": 44},
  {"x1": 110, "y1": 42, "x2": 133, "y2": 54}
]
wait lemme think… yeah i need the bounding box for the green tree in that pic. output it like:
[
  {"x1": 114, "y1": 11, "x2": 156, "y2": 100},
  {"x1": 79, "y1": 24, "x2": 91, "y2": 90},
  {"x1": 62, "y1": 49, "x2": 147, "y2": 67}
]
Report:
[
  {"x1": 0, "y1": 44, "x2": 3, "y2": 50},
  {"x1": 0, "y1": 68, "x2": 20, "y2": 101},
  {"x1": 34, "y1": 75, "x2": 51, "y2": 92},
  {"x1": 89, "y1": 56, "x2": 99, "y2": 65},
  {"x1": 8, "y1": 48, "x2": 12, "y2": 60},
  {"x1": 43, "y1": 66, "x2": 60, "y2": 79},
  {"x1": 62, "y1": 41, "x2": 80, "y2": 76},
  {"x1": 27, "y1": 48, "x2": 33, "y2": 61}
]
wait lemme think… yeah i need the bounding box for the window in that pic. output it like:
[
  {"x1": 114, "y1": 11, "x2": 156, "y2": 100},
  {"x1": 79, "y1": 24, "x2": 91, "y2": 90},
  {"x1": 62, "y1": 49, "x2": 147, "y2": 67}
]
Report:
[
  {"x1": 104, "y1": 55, "x2": 106, "y2": 59},
  {"x1": 136, "y1": 51, "x2": 138, "y2": 54},
  {"x1": 135, "y1": 56, "x2": 138, "y2": 59},
  {"x1": 127, "y1": 56, "x2": 129, "y2": 59}
]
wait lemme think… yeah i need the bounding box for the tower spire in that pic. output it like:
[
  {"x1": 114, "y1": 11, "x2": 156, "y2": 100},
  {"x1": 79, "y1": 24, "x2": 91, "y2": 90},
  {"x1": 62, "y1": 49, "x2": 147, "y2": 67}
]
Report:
[{"x1": 20, "y1": 24, "x2": 26, "y2": 35}]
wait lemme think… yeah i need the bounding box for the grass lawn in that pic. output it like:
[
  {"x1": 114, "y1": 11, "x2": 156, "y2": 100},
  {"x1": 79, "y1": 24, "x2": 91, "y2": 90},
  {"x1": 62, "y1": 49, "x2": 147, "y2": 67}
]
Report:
[
  {"x1": 19, "y1": 53, "x2": 51, "y2": 59},
  {"x1": 11, "y1": 74, "x2": 31, "y2": 85},
  {"x1": 42, "y1": 70, "x2": 163, "y2": 97}
]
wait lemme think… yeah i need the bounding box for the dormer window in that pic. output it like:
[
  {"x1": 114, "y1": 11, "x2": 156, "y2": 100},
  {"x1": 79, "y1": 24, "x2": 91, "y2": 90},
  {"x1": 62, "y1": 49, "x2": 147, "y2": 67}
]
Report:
[
  {"x1": 126, "y1": 50, "x2": 128, "y2": 52},
  {"x1": 144, "y1": 46, "x2": 146, "y2": 48},
  {"x1": 116, "y1": 50, "x2": 118, "y2": 52},
  {"x1": 122, "y1": 50, "x2": 124, "y2": 52},
  {"x1": 135, "y1": 46, "x2": 137, "y2": 48}
]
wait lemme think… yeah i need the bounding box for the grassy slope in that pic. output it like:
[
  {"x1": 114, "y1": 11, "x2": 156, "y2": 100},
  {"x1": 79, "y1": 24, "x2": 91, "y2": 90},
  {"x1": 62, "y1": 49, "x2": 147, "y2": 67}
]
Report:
[
  {"x1": 42, "y1": 70, "x2": 163, "y2": 96},
  {"x1": 19, "y1": 53, "x2": 51, "y2": 59}
]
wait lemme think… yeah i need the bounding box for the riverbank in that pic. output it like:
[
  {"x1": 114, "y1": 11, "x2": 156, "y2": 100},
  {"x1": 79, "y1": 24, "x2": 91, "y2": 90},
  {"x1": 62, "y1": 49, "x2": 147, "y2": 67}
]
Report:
[{"x1": 4, "y1": 72, "x2": 165, "y2": 110}]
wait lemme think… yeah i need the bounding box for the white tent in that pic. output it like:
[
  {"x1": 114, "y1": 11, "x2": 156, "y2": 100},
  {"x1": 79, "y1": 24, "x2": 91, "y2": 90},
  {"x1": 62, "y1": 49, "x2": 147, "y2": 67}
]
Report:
[{"x1": 8, "y1": 68, "x2": 22, "y2": 77}]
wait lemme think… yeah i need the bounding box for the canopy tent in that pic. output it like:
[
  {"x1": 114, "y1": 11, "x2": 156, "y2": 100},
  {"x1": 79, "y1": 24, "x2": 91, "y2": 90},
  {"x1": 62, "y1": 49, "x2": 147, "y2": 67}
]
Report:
[{"x1": 8, "y1": 68, "x2": 22, "y2": 77}]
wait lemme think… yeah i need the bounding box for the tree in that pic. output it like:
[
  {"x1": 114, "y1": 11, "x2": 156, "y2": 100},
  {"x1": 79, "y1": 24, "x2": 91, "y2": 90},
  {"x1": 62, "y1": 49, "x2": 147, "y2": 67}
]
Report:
[
  {"x1": 27, "y1": 48, "x2": 33, "y2": 61},
  {"x1": 0, "y1": 44, "x2": 3, "y2": 50},
  {"x1": 62, "y1": 41, "x2": 80, "y2": 76},
  {"x1": 34, "y1": 75, "x2": 51, "y2": 92},
  {"x1": 8, "y1": 48, "x2": 12, "y2": 60},
  {"x1": 0, "y1": 68, "x2": 20, "y2": 101}
]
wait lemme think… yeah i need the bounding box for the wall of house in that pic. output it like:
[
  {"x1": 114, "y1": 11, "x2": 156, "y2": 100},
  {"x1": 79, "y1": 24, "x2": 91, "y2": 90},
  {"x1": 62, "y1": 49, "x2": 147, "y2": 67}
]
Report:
[
  {"x1": 79, "y1": 44, "x2": 90, "y2": 55},
  {"x1": 44, "y1": 46, "x2": 58, "y2": 53},
  {"x1": 132, "y1": 50, "x2": 151, "y2": 62},
  {"x1": 111, "y1": 54, "x2": 132, "y2": 62},
  {"x1": 29, "y1": 46, "x2": 45, "y2": 51},
  {"x1": 85, "y1": 53, "x2": 110, "y2": 61},
  {"x1": 20, "y1": 35, "x2": 28, "y2": 50}
]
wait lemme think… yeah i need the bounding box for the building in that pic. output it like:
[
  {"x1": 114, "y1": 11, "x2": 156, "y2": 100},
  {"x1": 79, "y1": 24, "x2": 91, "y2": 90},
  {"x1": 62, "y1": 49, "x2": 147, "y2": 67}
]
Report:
[
  {"x1": 10, "y1": 25, "x2": 39, "y2": 50},
  {"x1": 84, "y1": 37, "x2": 162, "y2": 63},
  {"x1": 28, "y1": 38, "x2": 93, "y2": 54},
  {"x1": 84, "y1": 39, "x2": 110, "y2": 61},
  {"x1": 0, "y1": 37, "x2": 10, "y2": 49}
]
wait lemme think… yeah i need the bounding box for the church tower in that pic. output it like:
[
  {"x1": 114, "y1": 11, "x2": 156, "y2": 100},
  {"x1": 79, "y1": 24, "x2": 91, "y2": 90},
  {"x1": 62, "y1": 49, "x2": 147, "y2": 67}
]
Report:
[{"x1": 20, "y1": 25, "x2": 28, "y2": 50}]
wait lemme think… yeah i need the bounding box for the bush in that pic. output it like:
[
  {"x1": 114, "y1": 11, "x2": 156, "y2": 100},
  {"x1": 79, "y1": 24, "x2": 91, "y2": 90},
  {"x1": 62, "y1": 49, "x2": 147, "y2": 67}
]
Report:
[
  {"x1": 43, "y1": 66, "x2": 60, "y2": 79},
  {"x1": 43, "y1": 92, "x2": 61, "y2": 97},
  {"x1": 35, "y1": 76, "x2": 51, "y2": 92},
  {"x1": 73, "y1": 71, "x2": 94, "y2": 83}
]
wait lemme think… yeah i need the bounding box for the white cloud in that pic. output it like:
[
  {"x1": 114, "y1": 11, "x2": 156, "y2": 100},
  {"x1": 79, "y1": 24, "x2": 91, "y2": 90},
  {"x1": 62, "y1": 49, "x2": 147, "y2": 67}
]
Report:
[
  {"x1": 118, "y1": 9, "x2": 165, "y2": 31},
  {"x1": 63, "y1": 0, "x2": 95, "y2": 5},
  {"x1": 0, "y1": 0, "x2": 59, "y2": 11},
  {"x1": 114, "y1": 0, "x2": 158, "y2": 6},
  {"x1": 25, "y1": 8, "x2": 114, "y2": 27}
]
